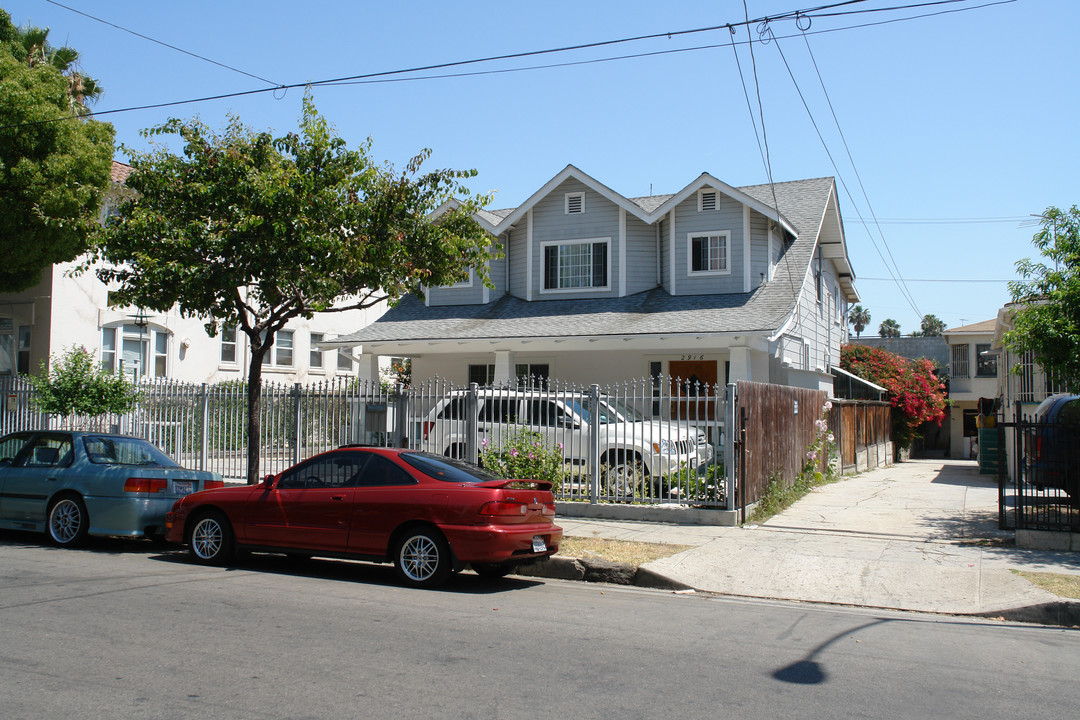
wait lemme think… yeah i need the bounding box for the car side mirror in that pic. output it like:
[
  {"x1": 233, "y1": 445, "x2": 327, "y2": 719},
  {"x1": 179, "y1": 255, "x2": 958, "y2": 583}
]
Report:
[{"x1": 263, "y1": 474, "x2": 275, "y2": 487}]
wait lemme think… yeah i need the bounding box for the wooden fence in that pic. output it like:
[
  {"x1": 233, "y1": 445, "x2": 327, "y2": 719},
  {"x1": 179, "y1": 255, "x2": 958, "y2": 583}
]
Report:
[{"x1": 736, "y1": 382, "x2": 893, "y2": 509}]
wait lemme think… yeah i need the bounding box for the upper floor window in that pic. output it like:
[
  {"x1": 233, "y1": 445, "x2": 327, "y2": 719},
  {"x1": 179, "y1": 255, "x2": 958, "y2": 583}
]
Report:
[
  {"x1": 220, "y1": 325, "x2": 238, "y2": 365},
  {"x1": 687, "y1": 232, "x2": 730, "y2": 275},
  {"x1": 950, "y1": 344, "x2": 969, "y2": 378},
  {"x1": 697, "y1": 189, "x2": 718, "y2": 212},
  {"x1": 310, "y1": 333, "x2": 325, "y2": 370},
  {"x1": 262, "y1": 329, "x2": 293, "y2": 368},
  {"x1": 975, "y1": 344, "x2": 997, "y2": 377},
  {"x1": 564, "y1": 192, "x2": 585, "y2": 215},
  {"x1": 102, "y1": 323, "x2": 169, "y2": 380},
  {"x1": 440, "y1": 269, "x2": 473, "y2": 289},
  {"x1": 542, "y1": 238, "x2": 609, "y2": 292}
]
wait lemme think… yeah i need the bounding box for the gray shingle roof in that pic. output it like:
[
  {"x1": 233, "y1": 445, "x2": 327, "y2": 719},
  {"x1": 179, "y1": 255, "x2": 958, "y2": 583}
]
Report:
[{"x1": 334, "y1": 176, "x2": 836, "y2": 345}]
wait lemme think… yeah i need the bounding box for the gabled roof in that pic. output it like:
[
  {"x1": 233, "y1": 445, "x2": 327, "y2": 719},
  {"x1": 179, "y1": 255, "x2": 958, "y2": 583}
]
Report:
[
  {"x1": 334, "y1": 171, "x2": 855, "y2": 348},
  {"x1": 945, "y1": 318, "x2": 997, "y2": 335}
]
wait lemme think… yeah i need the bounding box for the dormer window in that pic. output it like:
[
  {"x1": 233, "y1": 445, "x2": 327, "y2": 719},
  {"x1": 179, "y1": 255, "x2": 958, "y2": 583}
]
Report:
[
  {"x1": 564, "y1": 192, "x2": 585, "y2": 215},
  {"x1": 698, "y1": 189, "x2": 718, "y2": 212},
  {"x1": 687, "y1": 232, "x2": 731, "y2": 276}
]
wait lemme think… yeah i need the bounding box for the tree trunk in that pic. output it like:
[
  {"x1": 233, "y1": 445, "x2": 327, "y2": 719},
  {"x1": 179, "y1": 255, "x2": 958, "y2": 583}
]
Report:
[{"x1": 246, "y1": 352, "x2": 265, "y2": 485}]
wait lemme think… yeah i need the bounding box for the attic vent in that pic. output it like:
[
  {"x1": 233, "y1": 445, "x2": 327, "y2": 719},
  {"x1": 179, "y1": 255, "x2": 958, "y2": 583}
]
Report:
[
  {"x1": 565, "y1": 192, "x2": 585, "y2": 215},
  {"x1": 699, "y1": 190, "x2": 717, "y2": 212}
]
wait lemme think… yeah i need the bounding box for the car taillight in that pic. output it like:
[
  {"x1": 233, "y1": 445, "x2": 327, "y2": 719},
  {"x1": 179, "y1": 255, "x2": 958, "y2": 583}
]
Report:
[
  {"x1": 423, "y1": 421, "x2": 434, "y2": 440},
  {"x1": 124, "y1": 478, "x2": 168, "y2": 493},
  {"x1": 479, "y1": 500, "x2": 527, "y2": 516},
  {"x1": 204, "y1": 480, "x2": 225, "y2": 490},
  {"x1": 542, "y1": 503, "x2": 556, "y2": 517}
]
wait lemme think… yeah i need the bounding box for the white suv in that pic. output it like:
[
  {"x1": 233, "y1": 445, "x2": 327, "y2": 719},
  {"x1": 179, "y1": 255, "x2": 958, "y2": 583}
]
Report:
[{"x1": 418, "y1": 389, "x2": 707, "y2": 496}]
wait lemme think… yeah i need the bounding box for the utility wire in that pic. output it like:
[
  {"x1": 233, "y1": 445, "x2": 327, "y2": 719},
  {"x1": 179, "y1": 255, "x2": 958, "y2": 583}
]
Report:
[
  {"x1": 796, "y1": 28, "x2": 921, "y2": 317},
  {"x1": 765, "y1": 23, "x2": 923, "y2": 319},
  {"x1": 43, "y1": 0, "x2": 282, "y2": 87},
  {"x1": 2, "y1": 0, "x2": 1016, "y2": 130}
]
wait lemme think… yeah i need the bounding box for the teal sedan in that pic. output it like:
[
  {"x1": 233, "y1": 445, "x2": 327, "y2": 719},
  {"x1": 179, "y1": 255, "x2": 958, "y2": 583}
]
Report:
[{"x1": 0, "y1": 431, "x2": 222, "y2": 546}]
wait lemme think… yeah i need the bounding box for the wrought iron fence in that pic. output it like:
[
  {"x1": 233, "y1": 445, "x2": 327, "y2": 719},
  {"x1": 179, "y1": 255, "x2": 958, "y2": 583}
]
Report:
[
  {"x1": 0, "y1": 373, "x2": 731, "y2": 508},
  {"x1": 998, "y1": 413, "x2": 1080, "y2": 532}
]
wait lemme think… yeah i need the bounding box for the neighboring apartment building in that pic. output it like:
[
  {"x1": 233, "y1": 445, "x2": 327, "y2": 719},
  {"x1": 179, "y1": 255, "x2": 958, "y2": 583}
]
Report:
[
  {"x1": 943, "y1": 319, "x2": 998, "y2": 458},
  {"x1": 328, "y1": 165, "x2": 860, "y2": 394},
  {"x1": 0, "y1": 161, "x2": 385, "y2": 385}
]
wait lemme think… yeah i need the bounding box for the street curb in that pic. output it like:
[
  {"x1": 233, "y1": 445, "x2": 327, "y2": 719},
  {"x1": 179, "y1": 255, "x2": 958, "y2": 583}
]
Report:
[{"x1": 517, "y1": 557, "x2": 1080, "y2": 627}]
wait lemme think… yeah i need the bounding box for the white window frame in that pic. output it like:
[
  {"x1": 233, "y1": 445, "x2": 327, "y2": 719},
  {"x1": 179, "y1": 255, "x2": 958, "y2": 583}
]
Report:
[
  {"x1": 309, "y1": 332, "x2": 325, "y2": 371},
  {"x1": 441, "y1": 268, "x2": 474, "y2": 289},
  {"x1": 686, "y1": 231, "x2": 731, "y2": 276},
  {"x1": 697, "y1": 189, "x2": 718, "y2": 212},
  {"x1": 540, "y1": 237, "x2": 611, "y2": 294},
  {"x1": 950, "y1": 344, "x2": 970, "y2": 378},
  {"x1": 337, "y1": 350, "x2": 355, "y2": 372},
  {"x1": 101, "y1": 323, "x2": 171, "y2": 379},
  {"x1": 261, "y1": 329, "x2": 294, "y2": 369},
  {"x1": 220, "y1": 325, "x2": 239, "y2": 366},
  {"x1": 564, "y1": 191, "x2": 585, "y2": 215}
]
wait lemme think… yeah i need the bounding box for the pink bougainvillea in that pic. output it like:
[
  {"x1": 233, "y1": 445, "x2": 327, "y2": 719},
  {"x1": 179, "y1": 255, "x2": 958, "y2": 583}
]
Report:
[{"x1": 840, "y1": 344, "x2": 947, "y2": 449}]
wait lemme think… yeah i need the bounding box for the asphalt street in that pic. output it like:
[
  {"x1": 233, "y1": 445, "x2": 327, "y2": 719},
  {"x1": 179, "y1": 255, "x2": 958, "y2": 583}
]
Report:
[{"x1": 2, "y1": 533, "x2": 1079, "y2": 720}]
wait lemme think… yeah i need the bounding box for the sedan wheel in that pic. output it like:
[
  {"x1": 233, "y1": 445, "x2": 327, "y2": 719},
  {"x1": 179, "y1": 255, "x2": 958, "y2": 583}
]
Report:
[
  {"x1": 189, "y1": 511, "x2": 235, "y2": 565},
  {"x1": 395, "y1": 528, "x2": 452, "y2": 589},
  {"x1": 48, "y1": 496, "x2": 89, "y2": 547}
]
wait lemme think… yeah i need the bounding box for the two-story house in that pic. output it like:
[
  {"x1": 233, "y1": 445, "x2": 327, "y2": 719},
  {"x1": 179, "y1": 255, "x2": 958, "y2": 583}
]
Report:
[
  {"x1": 0, "y1": 161, "x2": 385, "y2": 384},
  {"x1": 943, "y1": 319, "x2": 999, "y2": 458},
  {"x1": 327, "y1": 165, "x2": 860, "y2": 396}
]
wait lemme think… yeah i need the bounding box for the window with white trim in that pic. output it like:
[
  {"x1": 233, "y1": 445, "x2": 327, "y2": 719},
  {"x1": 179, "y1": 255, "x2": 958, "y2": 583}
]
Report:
[
  {"x1": 542, "y1": 238, "x2": 609, "y2": 291},
  {"x1": 697, "y1": 189, "x2": 718, "y2": 212},
  {"x1": 686, "y1": 232, "x2": 730, "y2": 275},
  {"x1": 310, "y1": 333, "x2": 325, "y2": 369},
  {"x1": 337, "y1": 350, "x2": 354, "y2": 372},
  {"x1": 468, "y1": 363, "x2": 495, "y2": 386},
  {"x1": 220, "y1": 325, "x2": 238, "y2": 364},
  {"x1": 441, "y1": 269, "x2": 473, "y2": 289},
  {"x1": 262, "y1": 329, "x2": 294, "y2": 368},
  {"x1": 564, "y1": 192, "x2": 585, "y2": 215},
  {"x1": 102, "y1": 323, "x2": 170, "y2": 379}
]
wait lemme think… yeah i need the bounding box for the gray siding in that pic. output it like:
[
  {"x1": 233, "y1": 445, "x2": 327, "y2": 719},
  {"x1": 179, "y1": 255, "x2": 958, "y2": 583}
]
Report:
[
  {"x1": 672, "y1": 191, "x2": 744, "y2": 296},
  {"x1": 750, "y1": 212, "x2": 769, "y2": 290},
  {"x1": 531, "y1": 179, "x2": 619, "y2": 301},
  {"x1": 508, "y1": 223, "x2": 528, "y2": 299},
  {"x1": 625, "y1": 214, "x2": 658, "y2": 295},
  {"x1": 787, "y1": 252, "x2": 844, "y2": 371},
  {"x1": 425, "y1": 236, "x2": 507, "y2": 307}
]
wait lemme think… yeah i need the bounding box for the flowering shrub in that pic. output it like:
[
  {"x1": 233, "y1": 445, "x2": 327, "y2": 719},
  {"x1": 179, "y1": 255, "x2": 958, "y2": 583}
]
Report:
[
  {"x1": 479, "y1": 429, "x2": 565, "y2": 489},
  {"x1": 840, "y1": 343, "x2": 947, "y2": 449},
  {"x1": 801, "y1": 401, "x2": 839, "y2": 484}
]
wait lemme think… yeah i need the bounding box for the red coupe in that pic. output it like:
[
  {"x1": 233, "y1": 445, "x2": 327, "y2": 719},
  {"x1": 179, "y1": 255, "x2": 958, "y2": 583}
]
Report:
[{"x1": 165, "y1": 447, "x2": 562, "y2": 588}]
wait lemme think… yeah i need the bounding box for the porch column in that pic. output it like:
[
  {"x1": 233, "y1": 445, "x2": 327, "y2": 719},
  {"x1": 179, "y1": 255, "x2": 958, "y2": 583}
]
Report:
[
  {"x1": 729, "y1": 347, "x2": 753, "y2": 383},
  {"x1": 357, "y1": 352, "x2": 380, "y2": 385},
  {"x1": 493, "y1": 349, "x2": 516, "y2": 386}
]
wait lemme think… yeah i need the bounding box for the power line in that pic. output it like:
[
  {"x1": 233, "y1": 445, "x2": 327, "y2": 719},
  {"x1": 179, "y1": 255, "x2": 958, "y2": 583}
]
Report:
[
  {"x1": 859, "y1": 277, "x2": 1011, "y2": 282},
  {"x1": 43, "y1": 0, "x2": 282, "y2": 87},
  {"x1": 0, "y1": 0, "x2": 1015, "y2": 131}
]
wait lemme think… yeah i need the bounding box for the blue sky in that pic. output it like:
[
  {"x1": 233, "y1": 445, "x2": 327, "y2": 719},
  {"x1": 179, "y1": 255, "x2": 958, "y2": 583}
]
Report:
[{"x1": 6, "y1": 0, "x2": 1077, "y2": 335}]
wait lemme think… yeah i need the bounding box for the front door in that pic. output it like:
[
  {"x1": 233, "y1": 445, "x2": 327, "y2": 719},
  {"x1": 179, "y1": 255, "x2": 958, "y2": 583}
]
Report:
[{"x1": 668, "y1": 360, "x2": 719, "y2": 421}]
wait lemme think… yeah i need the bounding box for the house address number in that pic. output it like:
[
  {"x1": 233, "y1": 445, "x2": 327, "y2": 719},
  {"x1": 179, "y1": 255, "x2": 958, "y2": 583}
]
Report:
[{"x1": 679, "y1": 355, "x2": 705, "y2": 361}]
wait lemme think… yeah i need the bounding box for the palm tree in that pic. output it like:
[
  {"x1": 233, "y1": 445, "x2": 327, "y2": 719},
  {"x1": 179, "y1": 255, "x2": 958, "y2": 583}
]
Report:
[
  {"x1": 878, "y1": 319, "x2": 901, "y2": 338},
  {"x1": 919, "y1": 314, "x2": 947, "y2": 337},
  {"x1": 15, "y1": 23, "x2": 103, "y2": 115},
  {"x1": 848, "y1": 305, "x2": 871, "y2": 339}
]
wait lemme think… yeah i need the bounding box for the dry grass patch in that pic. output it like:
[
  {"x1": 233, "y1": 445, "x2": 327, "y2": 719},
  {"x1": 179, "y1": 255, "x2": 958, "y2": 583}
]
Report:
[
  {"x1": 558, "y1": 536, "x2": 693, "y2": 567},
  {"x1": 1012, "y1": 570, "x2": 1080, "y2": 600}
]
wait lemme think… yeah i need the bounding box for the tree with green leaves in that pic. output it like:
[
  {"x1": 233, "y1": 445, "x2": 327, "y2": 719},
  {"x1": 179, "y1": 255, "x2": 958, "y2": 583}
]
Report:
[
  {"x1": 916, "y1": 314, "x2": 946, "y2": 337},
  {"x1": 848, "y1": 305, "x2": 871, "y2": 339},
  {"x1": 94, "y1": 95, "x2": 496, "y2": 483},
  {"x1": 26, "y1": 346, "x2": 140, "y2": 430},
  {"x1": 0, "y1": 10, "x2": 114, "y2": 292},
  {"x1": 1004, "y1": 205, "x2": 1080, "y2": 391},
  {"x1": 878, "y1": 318, "x2": 901, "y2": 338}
]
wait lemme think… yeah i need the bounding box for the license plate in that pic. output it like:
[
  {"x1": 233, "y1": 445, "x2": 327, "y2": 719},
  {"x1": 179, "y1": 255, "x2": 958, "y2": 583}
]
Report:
[
  {"x1": 532, "y1": 535, "x2": 547, "y2": 553},
  {"x1": 173, "y1": 480, "x2": 195, "y2": 495}
]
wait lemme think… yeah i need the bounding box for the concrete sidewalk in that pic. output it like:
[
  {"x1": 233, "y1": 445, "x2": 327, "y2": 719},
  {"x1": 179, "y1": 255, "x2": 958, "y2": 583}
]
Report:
[{"x1": 535, "y1": 458, "x2": 1080, "y2": 625}]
